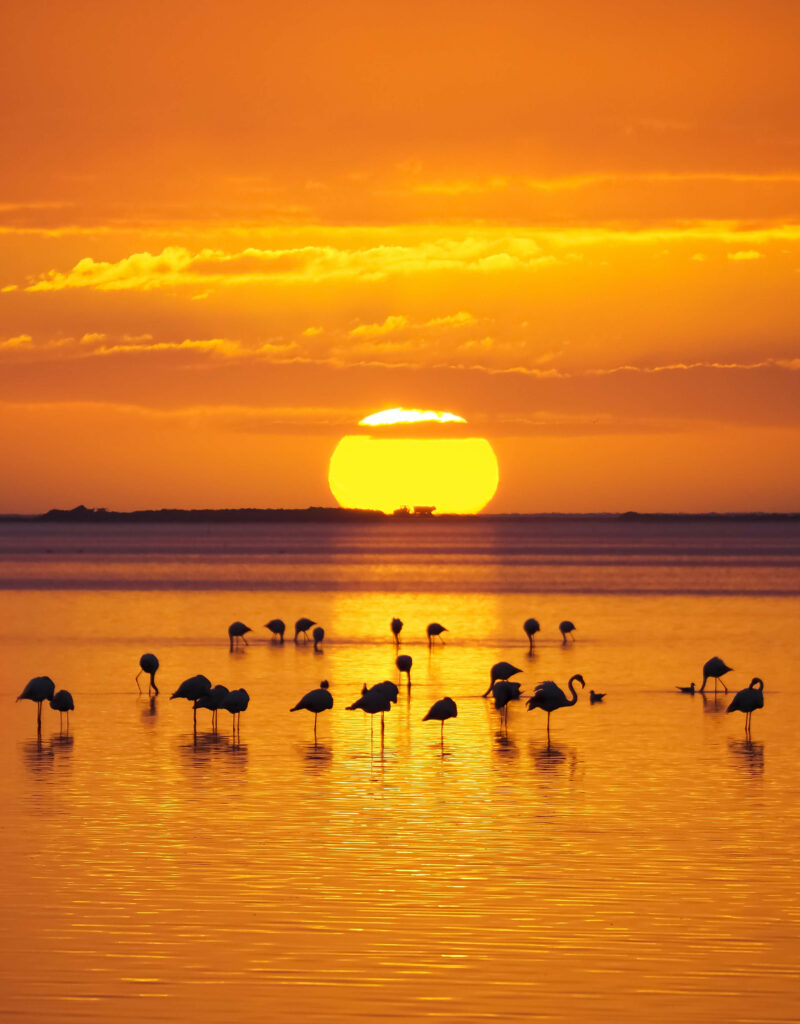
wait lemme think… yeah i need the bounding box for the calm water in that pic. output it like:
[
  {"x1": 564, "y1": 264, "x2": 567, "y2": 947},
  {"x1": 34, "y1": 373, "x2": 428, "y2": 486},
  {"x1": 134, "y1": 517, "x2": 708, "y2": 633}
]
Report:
[{"x1": 2, "y1": 518, "x2": 799, "y2": 1023}]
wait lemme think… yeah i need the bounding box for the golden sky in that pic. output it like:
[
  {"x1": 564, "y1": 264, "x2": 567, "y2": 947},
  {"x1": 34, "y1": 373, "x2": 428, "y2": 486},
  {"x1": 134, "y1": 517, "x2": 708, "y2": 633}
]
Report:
[{"x1": 2, "y1": 0, "x2": 799, "y2": 512}]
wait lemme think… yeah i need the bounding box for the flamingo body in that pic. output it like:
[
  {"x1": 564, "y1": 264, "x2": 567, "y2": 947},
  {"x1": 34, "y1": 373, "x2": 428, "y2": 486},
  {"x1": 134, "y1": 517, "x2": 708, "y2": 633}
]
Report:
[
  {"x1": 523, "y1": 618, "x2": 540, "y2": 650},
  {"x1": 424, "y1": 697, "x2": 457, "y2": 740},
  {"x1": 194, "y1": 684, "x2": 230, "y2": 730},
  {"x1": 265, "y1": 618, "x2": 286, "y2": 641},
  {"x1": 396, "y1": 654, "x2": 412, "y2": 684},
  {"x1": 482, "y1": 661, "x2": 522, "y2": 698},
  {"x1": 17, "y1": 676, "x2": 56, "y2": 730},
  {"x1": 527, "y1": 674, "x2": 585, "y2": 733},
  {"x1": 427, "y1": 622, "x2": 447, "y2": 646},
  {"x1": 700, "y1": 656, "x2": 733, "y2": 693},
  {"x1": 391, "y1": 617, "x2": 403, "y2": 644},
  {"x1": 222, "y1": 688, "x2": 250, "y2": 734},
  {"x1": 726, "y1": 677, "x2": 764, "y2": 732},
  {"x1": 295, "y1": 617, "x2": 316, "y2": 642},
  {"x1": 228, "y1": 621, "x2": 252, "y2": 651},
  {"x1": 559, "y1": 620, "x2": 576, "y2": 642},
  {"x1": 137, "y1": 652, "x2": 160, "y2": 695},
  {"x1": 313, "y1": 626, "x2": 325, "y2": 651}
]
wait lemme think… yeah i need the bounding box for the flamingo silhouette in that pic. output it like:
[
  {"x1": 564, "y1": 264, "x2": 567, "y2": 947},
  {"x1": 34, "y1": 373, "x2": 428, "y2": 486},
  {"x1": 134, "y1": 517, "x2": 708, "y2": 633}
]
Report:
[
  {"x1": 49, "y1": 689, "x2": 75, "y2": 728},
  {"x1": 423, "y1": 697, "x2": 457, "y2": 742},
  {"x1": 222, "y1": 688, "x2": 250, "y2": 735},
  {"x1": 228, "y1": 621, "x2": 252, "y2": 651},
  {"x1": 492, "y1": 679, "x2": 519, "y2": 726},
  {"x1": 136, "y1": 653, "x2": 160, "y2": 695},
  {"x1": 313, "y1": 626, "x2": 325, "y2": 651},
  {"x1": 726, "y1": 677, "x2": 764, "y2": 733},
  {"x1": 347, "y1": 684, "x2": 393, "y2": 736},
  {"x1": 194, "y1": 684, "x2": 230, "y2": 731},
  {"x1": 290, "y1": 680, "x2": 333, "y2": 737},
  {"x1": 295, "y1": 617, "x2": 315, "y2": 643},
  {"x1": 427, "y1": 623, "x2": 447, "y2": 647},
  {"x1": 391, "y1": 618, "x2": 403, "y2": 645},
  {"x1": 171, "y1": 675, "x2": 212, "y2": 729},
  {"x1": 396, "y1": 654, "x2": 412, "y2": 685},
  {"x1": 17, "y1": 676, "x2": 55, "y2": 731},
  {"x1": 527, "y1": 674, "x2": 585, "y2": 734},
  {"x1": 523, "y1": 618, "x2": 540, "y2": 651},
  {"x1": 699, "y1": 656, "x2": 733, "y2": 693},
  {"x1": 482, "y1": 661, "x2": 522, "y2": 698},
  {"x1": 265, "y1": 618, "x2": 285, "y2": 642},
  {"x1": 559, "y1": 620, "x2": 576, "y2": 643}
]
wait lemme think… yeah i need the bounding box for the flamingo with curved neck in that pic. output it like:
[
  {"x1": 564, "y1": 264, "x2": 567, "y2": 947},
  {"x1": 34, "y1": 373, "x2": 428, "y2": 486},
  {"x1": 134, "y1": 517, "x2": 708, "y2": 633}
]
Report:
[{"x1": 526, "y1": 673, "x2": 585, "y2": 734}]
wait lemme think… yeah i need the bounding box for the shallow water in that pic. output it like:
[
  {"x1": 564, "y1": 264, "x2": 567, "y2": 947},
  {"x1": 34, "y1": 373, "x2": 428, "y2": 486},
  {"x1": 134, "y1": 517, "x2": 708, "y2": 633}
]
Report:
[{"x1": 1, "y1": 519, "x2": 799, "y2": 1022}]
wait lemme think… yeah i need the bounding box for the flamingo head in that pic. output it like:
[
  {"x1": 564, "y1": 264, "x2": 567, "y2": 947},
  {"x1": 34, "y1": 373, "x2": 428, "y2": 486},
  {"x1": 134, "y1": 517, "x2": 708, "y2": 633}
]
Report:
[{"x1": 571, "y1": 674, "x2": 586, "y2": 688}]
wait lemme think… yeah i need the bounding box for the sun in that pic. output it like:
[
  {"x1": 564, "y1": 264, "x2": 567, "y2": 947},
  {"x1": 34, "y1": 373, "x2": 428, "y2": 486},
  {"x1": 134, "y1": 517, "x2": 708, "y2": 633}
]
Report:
[{"x1": 328, "y1": 408, "x2": 499, "y2": 514}]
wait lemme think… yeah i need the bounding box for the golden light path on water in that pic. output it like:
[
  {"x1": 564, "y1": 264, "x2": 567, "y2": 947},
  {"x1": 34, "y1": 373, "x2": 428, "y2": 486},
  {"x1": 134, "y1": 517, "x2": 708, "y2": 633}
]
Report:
[
  {"x1": 1, "y1": 518, "x2": 800, "y2": 1024},
  {"x1": 329, "y1": 407, "x2": 499, "y2": 514}
]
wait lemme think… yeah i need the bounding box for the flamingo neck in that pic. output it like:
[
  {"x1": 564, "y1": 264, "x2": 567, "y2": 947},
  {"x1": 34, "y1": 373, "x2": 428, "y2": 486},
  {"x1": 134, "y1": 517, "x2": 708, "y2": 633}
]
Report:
[{"x1": 566, "y1": 676, "x2": 582, "y2": 704}]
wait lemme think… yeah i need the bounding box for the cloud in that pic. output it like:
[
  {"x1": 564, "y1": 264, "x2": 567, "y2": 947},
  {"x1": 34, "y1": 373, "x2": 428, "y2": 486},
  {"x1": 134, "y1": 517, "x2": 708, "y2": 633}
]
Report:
[
  {"x1": 728, "y1": 250, "x2": 763, "y2": 261},
  {"x1": 0, "y1": 334, "x2": 33, "y2": 349}
]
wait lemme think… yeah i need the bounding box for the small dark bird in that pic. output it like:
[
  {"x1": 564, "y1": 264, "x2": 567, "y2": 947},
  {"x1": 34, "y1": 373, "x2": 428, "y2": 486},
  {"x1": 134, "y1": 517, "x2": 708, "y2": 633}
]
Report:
[
  {"x1": 589, "y1": 690, "x2": 605, "y2": 704},
  {"x1": 423, "y1": 697, "x2": 458, "y2": 741},
  {"x1": 194, "y1": 684, "x2": 230, "y2": 731},
  {"x1": 16, "y1": 676, "x2": 55, "y2": 731},
  {"x1": 171, "y1": 675, "x2": 212, "y2": 729},
  {"x1": 527, "y1": 674, "x2": 585, "y2": 734},
  {"x1": 50, "y1": 689, "x2": 75, "y2": 727},
  {"x1": 228, "y1": 621, "x2": 252, "y2": 652},
  {"x1": 427, "y1": 622, "x2": 447, "y2": 647},
  {"x1": 396, "y1": 654, "x2": 412, "y2": 685},
  {"x1": 136, "y1": 653, "x2": 160, "y2": 695},
  {"x1": 676, "y1": 683, "x2": 696, "y2": 694},
  {"x1": 559, "y1": 620, "x2": 576, "y2": 643},
  {"x1": 391, "y1": 618, "x2": 403, "y2": 645},
  {"x1": 265, "y1": 618, "x2": 286, "y2": 642},
  {"x1": 290, "y1": 680, "x2": 333, "y2": 737},
  {"x1": 523, "y1": 618, "x2": 540, "y2": 651},
  {"x1": 700, "y1": 656, "x2": 733, "y2": 693},
  {"x1": 222, "y1": 688, "x2": 250, "y2": 734},
  {"x1": 726, "y1": 677, "x2": 764, "y2": 733},
  {"x1": 295, "y1": 617, "x2": 316, "y2": 643},
  {"x1": 482, "y1": 661, "x2": 522, "y2": 698},
  {"x1": 313, "y1": 626, "x2": 325, "y2": 651}
]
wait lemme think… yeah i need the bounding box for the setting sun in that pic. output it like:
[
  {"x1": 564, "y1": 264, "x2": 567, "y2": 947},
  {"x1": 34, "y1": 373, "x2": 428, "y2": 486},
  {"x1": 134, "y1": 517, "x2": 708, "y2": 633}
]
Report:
[{"x1": 328, "y1": 408, "x2": 499, "y2": 514}]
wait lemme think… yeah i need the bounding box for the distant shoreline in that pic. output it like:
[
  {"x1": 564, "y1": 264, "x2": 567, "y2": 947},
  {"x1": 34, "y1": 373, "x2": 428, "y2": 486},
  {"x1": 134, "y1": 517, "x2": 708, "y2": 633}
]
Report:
[{"x1": 0, "y1": 505, "x2": 798, "y2": 524}]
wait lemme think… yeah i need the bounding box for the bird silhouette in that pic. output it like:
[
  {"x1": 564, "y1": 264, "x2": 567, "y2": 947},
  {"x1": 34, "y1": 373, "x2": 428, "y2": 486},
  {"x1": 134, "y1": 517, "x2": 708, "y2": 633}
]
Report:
[
  {"x1": 347, "y1": 683, "x2": 393, "y2": 735},
  {"x1": 49, "y1": 689, "x2": 75, "y2": 728},
  {"x1": 726, "y1": 677, "x2": 764, "y2": 733},
  {"x1": 589, "y1": 690, "x2": 605, "y2": 704},
  {"x1": 676, "y1": 683, "x2": 696, "y2": 694},
  {"x1": 228, "y1": 621, "x2": 252, "y2": 652},
  {"x1": 265, "y1": 618, "x2": 286, "y2": 643},
  {"x1": 222, "y1": 688, "x2": 250, "y2": 735},
  {"x1": 423, "y1": 697, "x2": 457, "y2": 742},
  {"x1": 492, "y1": 679, "x2": 520, "y2": 726},
  {"x1": 136, "y1": 653, "x2": 160, "y2": 695},
  {"x1": 427, "y1": 622, "x2": 447, "y2": 647},
  {"x1": 527, "y1": 674, "x2": 585, "y2": 734},
  {"x1": 523, "y1": 618, "x2": 540, "y2": 651},
  {"x1": 17, "y1": 676, "x2": 56, "y2": 731},
  {"x1": 559, "y1": 620, "x2": 576, "y2": 643},
  {"x1": 194, "y1": 684, "x2": 230, "y2": 731},
  {"x1": 295, "y1": 617, "x2": 316, "y2": 643},
  {"x1": 290, "y1": 680, "x2": 333, "y2": 737},
  {"x1": 171, "y1": 675, "x2": 212, "y2": 729},
  {"x1": 396, "y1": 653, "x2": 412, "y2": 685},
  {"x1": 313, "y1": 626, "x2": 325, "y2": 652},
  {"x1": 391, "y1": 617, "x2": 403, "y2": 645},
  {"x1": 700, "y1": 656, "x2": 733, "y2": 693},
  {"x1": 482, "y1": 661, "x2": 522, "y2": 698}
]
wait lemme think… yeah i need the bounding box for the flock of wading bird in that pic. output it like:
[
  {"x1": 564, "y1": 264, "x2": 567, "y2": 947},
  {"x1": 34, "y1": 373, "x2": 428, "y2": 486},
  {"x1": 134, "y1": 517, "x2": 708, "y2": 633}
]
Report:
[{"x1": 15, "y1": 614, "x2": 765, "y2": 742}]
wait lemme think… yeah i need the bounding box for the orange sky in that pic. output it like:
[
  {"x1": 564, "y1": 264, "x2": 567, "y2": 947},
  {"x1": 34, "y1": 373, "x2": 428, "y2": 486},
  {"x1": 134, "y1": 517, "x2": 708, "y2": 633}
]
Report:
[{"x1": 2, "y1": 0, "x2": 799, "y2": 512}]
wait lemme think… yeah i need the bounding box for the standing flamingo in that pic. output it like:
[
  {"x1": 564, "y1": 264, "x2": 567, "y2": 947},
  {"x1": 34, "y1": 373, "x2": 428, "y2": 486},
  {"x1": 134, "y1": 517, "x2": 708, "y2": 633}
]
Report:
[
  {"x1": 523, "y1": 618, "x2": 540, "y2": 651},
  {"x1": 559, "y1": 620, "x2": 576, "y2": 643},
  {"x1": 222, "y1": 688, "x2": 250, "y2": 735},
  {"x1": 295, "y1": 617, "x2": 316, "y2": 643},
  {"x1": 49, "y1": 689, "x2": 75, "y2": 728},
  {"x1": 726, "y1": 677, "x2": 764, "y2": 733},
  {"x1": 347, "y1": 684, "x2": 393, "y2": 736},
  {"x1": 194, "y1": 684, "x2": 230, "y2": 731},
  {"x1": 290, "y1": 680, "x2": 334, "y2": 738},
  {"x1": 16, "y1": 676, "x2": 56, "y2": 732},
  {"x1": 427, "y1": 622, "x2": 447, "y2": 647},
  {"x1": 527, "y1": 674, "x2": 585, "y2": 734},
  {"x1": 492, "y1": 679, "x2": 519, "y2": 727},
  {"x1": 171, "y1": 675, "x2": 212, "y2": 729},
  {"x1": 136, "y1": 653, "x2": 160, "y2": 695},
  {"x1": 265, "y1": 618, "x2": 286, "y2": 642},
  {"x1": 423, "y1": 697, "x2": 457, "y2": 742},
  {"x1": 228, "y1": 621, "x2": 252, "y2": 651},
  {"x1": 396, "y1": 654, "x2": 412, "y2": 685},
  {"x1": 313, "y1": 626, "x2": 325, "y2": 652},
  {"x1": 391, "y1": 618, "x2": 403, "y2": 645},
  {"x1": 482, "y1": 661, "x2": 522, "y2": 698},
  {"x1": 699, "y1": 656, "x2": 733, "y2": 693}
]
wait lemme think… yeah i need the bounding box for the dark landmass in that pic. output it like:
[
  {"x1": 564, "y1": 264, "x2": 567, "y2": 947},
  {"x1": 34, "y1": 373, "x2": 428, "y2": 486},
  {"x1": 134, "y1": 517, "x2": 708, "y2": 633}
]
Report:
[{"x1": 0, "y1": 504, "x2": 797, "y2": 523}]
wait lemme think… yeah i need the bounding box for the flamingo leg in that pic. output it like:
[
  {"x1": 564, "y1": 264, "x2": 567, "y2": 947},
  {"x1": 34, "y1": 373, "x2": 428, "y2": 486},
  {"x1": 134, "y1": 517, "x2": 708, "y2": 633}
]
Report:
[
  {"x1": 135, "y1": 671, "x2": 143, "y2": 694},
  {"x1": 150, "y1": 673, "x2": 159, "y2": 696},
  {"x1": 314, "y1": 714, "x2": 318, "y2": 739}
]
